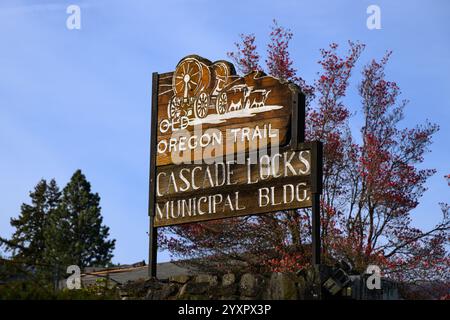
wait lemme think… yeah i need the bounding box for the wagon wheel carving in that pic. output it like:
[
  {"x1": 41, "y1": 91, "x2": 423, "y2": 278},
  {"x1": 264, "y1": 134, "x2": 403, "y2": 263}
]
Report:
[
  {"x1": 194, "y1": 92, "x2": 209, "y2": 119},
  {"x1": 216, "y1": 92, "x2": 227, "y2": 115},
  {"x1": 168, "y1": 97, "x2": 182, "y2": 120},
  {"x1": 174, "y1": 59, "x2": 203, "y2": 100}
]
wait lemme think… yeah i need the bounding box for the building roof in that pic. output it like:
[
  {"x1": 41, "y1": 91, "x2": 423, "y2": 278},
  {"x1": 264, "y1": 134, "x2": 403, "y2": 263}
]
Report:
[{"x1": 81, "y1": 261, "x2": 195, "y2": 286}]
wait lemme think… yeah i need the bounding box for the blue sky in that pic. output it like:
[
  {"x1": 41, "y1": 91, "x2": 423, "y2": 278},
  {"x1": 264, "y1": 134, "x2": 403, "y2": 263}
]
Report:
[{"x1": 0, "y1": 0, "x2": 449, "y2": 264}]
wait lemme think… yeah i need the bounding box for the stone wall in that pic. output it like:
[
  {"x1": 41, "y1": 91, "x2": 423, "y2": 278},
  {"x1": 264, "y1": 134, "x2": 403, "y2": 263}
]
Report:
[
  {"x1": 119, "y1": 269, "x2": 321, "y2": 300},
  {"x1": 118, "y1": 267, "x2": 400, "y2": 300}
]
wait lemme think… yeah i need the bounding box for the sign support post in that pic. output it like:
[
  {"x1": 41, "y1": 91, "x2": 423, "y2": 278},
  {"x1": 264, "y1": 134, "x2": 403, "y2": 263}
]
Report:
[
  {"x1": 148, "y1": 72, "x2": 159, "y2": 278},
  {"x1": 148, "y1": 219, "x2": 157, "y2": 278},
  {"x1": 293, "y1": 91, "x2": 321, "y2": 267},
  {"x1": 310, "y1": 141, "x2": 323, "y2": 266}
]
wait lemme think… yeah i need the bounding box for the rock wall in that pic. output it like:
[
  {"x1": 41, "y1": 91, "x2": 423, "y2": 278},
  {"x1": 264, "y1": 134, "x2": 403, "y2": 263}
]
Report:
[
  {"x1": 119, "y1": 269, "x2": 321, "y2": 300},
  {"x1": 118, "y1": 267, "x2": 400, "y2": 300}
]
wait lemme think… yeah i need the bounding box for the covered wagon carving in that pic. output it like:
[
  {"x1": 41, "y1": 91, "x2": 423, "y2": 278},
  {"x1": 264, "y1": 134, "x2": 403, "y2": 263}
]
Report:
[{"x1": 166, "y1": 55, "x2": 271, "y2": 122}]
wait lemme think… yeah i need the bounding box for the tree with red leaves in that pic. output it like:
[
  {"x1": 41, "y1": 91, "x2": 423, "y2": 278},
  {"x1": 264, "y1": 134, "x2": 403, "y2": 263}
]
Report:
[
  {"x1": 160, "y1": 21, "x2": 449, "y2": 285},
  {"x1": 228, "y1": 20, "x2": 314, "y2": 104},
  {"x1": 227, "y1": 33, "x2": 261, "y2": 74}
]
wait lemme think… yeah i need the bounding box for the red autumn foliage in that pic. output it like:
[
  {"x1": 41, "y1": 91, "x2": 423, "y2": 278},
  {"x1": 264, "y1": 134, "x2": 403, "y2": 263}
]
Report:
[
  {"x1": 228, "y1": 20, "x2": 314, "y2": 105},
  {"x1": 160, "y1": 22, "x2": 449, "y2": 287},
  {"x1": 227, "y1": 33, "x2": 261, "y2": 75}
]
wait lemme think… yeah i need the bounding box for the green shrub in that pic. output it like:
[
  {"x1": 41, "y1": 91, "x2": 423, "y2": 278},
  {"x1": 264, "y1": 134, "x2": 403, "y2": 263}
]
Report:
[{"x1": 0, "y1": 279, "x2": 120, "y2": 300}]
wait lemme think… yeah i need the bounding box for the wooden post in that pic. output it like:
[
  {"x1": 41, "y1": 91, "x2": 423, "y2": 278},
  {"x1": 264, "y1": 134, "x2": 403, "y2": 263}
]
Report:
[
  {"x1": 310, "y1": 141, "x2": 323, "y2": 266},
  {"x1": 290, "y1": 90, "x2": 306, "y2": 150},
  {"x1": 311, "y1": 193, "x2": 321, "y2": 265},
  {"x1": 148, "y1": 219, "x2": 157, "y2": 278},
  {"x1": 148, "y1": 72, "x2": 159, "y2": 278}
]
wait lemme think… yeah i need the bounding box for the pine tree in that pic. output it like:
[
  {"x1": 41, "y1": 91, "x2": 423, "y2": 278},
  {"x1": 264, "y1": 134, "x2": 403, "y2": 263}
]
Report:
[
  {"x1": 0, "y1": 179, "x2": 60, "y2": 266},
  {"x1": 2, "y1": 171, "x2": 115, "y2": 284},
  {"x1": 46, "y1": 170, "x2": 115, "y2": 268}
]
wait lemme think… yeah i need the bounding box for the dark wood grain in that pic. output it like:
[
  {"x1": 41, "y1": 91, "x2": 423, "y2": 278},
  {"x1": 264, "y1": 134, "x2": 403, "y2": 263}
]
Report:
[
  {"x1": 154, "y1": 179, "x2": 312, "y2": 227},
  {"x1": 153, "y1": 147, "x2": 314, "y2": 227},
  {"x1": 155, "y1": 56, "x2": 300, "y2": 166}
]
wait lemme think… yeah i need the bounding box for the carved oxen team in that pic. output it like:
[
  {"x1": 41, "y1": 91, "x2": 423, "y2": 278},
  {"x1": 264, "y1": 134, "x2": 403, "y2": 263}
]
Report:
[{"x1": 167, "y1": 55, "x2": 271, "y2": 122}]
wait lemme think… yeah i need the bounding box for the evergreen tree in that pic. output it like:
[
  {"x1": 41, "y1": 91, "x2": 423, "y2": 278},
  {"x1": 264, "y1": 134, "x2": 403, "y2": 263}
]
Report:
[
  {"x1": 46, "y1": 170, "x2": 115, "y2": 268},
  {"x1": 0, "y1": 179, "x2": 60, "y2": 267},
  {"x1": 2, "y1": 171, "x2": 115, "y2": 283}
]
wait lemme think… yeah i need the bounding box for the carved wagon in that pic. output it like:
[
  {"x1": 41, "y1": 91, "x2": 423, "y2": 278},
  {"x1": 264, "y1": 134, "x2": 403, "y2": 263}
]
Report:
[
  {"x1": 167, "y1": 55, "x2": 269, "y2": 121},
  {"x1": 167, "y1": 56, "x2": 233, "y2": 121}
]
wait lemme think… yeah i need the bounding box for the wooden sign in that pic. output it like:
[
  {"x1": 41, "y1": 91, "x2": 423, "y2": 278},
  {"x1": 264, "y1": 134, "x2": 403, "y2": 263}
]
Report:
[
  {"x1": 155, "y1": 55, "x2": 304, "y2": 166},
  {"x1": 148, "y1": 55, "x2": 321, "y2": 277},
  {"x1": 154, "y1": 147, "x2": 313, "y2": 227}
]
